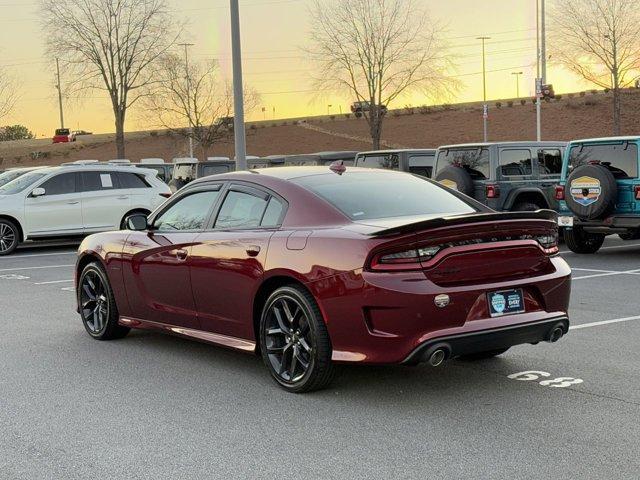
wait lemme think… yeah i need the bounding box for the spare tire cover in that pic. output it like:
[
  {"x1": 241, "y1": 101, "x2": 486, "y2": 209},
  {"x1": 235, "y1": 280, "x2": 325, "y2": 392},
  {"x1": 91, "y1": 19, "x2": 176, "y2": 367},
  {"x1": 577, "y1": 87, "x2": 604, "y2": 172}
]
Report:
[
  {"x1": 565, "y1": 164, "x2": 617, "y2": 220},
  {"x1": 435, "y1": 166, "x2": 474, "y2": 196}
]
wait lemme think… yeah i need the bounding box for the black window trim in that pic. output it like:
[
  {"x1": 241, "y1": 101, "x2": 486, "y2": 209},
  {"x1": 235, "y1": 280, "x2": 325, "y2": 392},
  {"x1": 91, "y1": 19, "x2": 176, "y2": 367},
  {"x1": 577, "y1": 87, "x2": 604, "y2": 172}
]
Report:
[
  {"x1": 36, "y1": 171, "x2": 80, "y2": 196},
  {"x1": 498, "y1": 148, "x2": 534, "y2": 178},
  {"x1": 148, "y1": 183, "x2": 225, "y2": 233},
  {"x1": 208, "y1": 181, "x2": 289, "y2": 231},
  {"x1": 537, "y1": 148, "x2": 563, "y2": 177}
]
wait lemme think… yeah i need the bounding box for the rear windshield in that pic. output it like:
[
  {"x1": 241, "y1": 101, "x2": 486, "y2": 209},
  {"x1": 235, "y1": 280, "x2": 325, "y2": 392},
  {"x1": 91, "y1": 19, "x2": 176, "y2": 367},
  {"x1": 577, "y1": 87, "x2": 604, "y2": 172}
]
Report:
[
  {"x1": 292, "y1": 171, "x2": 476, "y2": 220},
  {"x1": 568, "y1": 143, "x2": 638, "y2": 178},
  {"x1": 55, "y1": 129, "x2": 70, "y2": 135},
  {"x1": 436, "y1": 148, "x2": 490, "y2": 179},
  {"x1": 0, "y1": 172, "x2": 47, "y2": 195}
]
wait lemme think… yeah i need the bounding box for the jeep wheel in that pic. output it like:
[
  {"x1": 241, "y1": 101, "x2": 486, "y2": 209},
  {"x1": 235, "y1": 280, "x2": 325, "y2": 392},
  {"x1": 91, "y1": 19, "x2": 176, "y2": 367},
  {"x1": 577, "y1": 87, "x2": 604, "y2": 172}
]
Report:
[
  {"x1": 619, "y1": 230, "x2": 640, "y2": 241},
  {"x1": 564, "y1": 227, "x2": 605, "y2": 254},
  {"x1": 565, "y1": 164, "x2": 617, "y2": 220},
  {"x1": 435, "y1": 166, "x2": 474, "y2": 197}
]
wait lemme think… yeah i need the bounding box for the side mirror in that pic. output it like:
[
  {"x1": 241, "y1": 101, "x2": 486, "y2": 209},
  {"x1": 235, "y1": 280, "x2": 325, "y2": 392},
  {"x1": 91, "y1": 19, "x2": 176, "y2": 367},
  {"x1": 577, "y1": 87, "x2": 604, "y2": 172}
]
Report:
[
  {"x1": 125, "y1": 214, "x2": 149, "y2": 231},
  {"x1": 31, "y1": 187, "x2": 46, "y2": 197}
]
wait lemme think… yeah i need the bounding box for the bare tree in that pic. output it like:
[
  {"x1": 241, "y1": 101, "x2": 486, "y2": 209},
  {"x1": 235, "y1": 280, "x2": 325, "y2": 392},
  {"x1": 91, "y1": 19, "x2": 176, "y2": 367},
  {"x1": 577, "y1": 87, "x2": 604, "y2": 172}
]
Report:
[
  {"x1": 140, "y1": 54, "x2": 260, "y2": 158},
  {"x1": 550, "y1": 0, "x2": 640, "y2": 135},
  {"x1": 308, "y1": 0, "x2": 454, "y2": 149},
  {"x1": 40, "y1": 0, "x2": 180, "y2": 157},
  {"x1": 0, "y1": 69, "x2": 17, "y2": 123}
]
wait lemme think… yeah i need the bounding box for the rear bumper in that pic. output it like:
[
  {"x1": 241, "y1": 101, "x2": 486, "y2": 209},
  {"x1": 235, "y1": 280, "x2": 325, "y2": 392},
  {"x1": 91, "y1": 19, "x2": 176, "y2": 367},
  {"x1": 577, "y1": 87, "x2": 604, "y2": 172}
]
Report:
[
  {"x1": 574, "y1": 216, "x2": 640, "y2": 232},
  {"x1": 402, "y1": 316, "x2": 569, "y2": 364}
]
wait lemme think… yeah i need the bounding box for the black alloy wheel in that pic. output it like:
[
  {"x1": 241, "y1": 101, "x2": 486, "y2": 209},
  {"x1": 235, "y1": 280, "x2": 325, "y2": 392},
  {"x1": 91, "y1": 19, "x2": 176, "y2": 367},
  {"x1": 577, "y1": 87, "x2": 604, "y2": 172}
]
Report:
[
  {"x1": 260, "y1": 285, "x2": 334, "y2": 393},
  {"x1": 0, "y1": 220, "x2": 19, "y2": 255},
  {"x1": 78, "y1": 263, "x2": 130, "y2": 340}
]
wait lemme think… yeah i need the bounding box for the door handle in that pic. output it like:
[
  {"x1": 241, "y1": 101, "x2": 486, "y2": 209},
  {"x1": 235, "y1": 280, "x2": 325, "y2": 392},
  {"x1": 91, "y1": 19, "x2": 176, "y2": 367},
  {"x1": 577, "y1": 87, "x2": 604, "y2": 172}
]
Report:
[
  {"x1": 67, "y1": 201, "x2": 79, "y2": 205},
  {"x1": 117, "y1": 196, "x2": 129, "y2": 200},
  {"x1": 246, "y1": 245, "x2": 261, "y2": 257},
  {"x1": 175, "y1": 249, "x2": 188, "y2": 260}
]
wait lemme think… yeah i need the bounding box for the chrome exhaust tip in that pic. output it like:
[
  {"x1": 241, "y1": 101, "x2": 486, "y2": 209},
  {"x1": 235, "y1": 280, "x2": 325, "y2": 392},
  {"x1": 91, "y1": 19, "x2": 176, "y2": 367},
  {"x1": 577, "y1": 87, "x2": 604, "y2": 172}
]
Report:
[
  {"x1": 547, "y1": 326, "x2": 564, "y2": 343},
  {"x1": 427, "y1": 348, "x2": 447, "y2": 367}
]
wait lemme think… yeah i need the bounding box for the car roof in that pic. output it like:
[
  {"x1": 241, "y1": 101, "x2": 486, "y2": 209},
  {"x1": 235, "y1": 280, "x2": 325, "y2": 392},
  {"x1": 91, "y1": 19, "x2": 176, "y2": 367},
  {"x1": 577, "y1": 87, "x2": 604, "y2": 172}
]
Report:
[
  {"x1": 357, "y1": 149, "x2": 436, "y2": 155},
  {"x1": 568, "y1": 136, "x2": 639, "y2": 144},
  {"x1": 31, "y1": 164, "x2": 158, "y2": 175},
  {"x1": 438, "y1": 141, "x2": 567, "y2": 149}
]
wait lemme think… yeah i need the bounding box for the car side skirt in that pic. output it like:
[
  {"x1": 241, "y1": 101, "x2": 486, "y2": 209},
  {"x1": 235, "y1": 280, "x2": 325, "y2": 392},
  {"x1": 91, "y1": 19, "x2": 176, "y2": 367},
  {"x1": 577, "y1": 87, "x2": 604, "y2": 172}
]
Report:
[
  {"x1": 402, "y1": 316, "x2": 569, "y2": 365},
  {"x1": 119, "y1": 317, "x2": 256, "y2": 353}
]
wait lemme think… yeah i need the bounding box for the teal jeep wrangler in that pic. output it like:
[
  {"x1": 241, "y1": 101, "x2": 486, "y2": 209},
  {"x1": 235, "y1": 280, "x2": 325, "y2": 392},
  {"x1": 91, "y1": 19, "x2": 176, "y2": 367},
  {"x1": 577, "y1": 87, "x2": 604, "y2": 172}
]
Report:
[{"x1": 557, "y1": 137, "x2": 640, "y2": 253}]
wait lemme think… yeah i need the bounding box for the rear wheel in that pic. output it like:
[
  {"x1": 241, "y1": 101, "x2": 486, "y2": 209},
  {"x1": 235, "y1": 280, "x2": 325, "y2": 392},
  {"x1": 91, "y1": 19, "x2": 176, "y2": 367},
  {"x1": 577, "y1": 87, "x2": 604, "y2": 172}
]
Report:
[
  {"x1": 619, "y1": 230, "x2": 640, "y2": 241},
  {"x1": 513, "y1": 201, "x2": 543, "y2": 212},
  {"x1": 78, "y1": 262, "x2": 130, "y2": 340},
  {"x1": 564, "y1": 227, "x2": 605, "y2": 254},
  {"x1": 0, "y1": 219, "x2": 19, "y2": 256},
  {"x1": 459, "y1": 348, "x2": 509, "y2": 361},
  {"x1": 259, "y1": 285, "x2": 334, "y2": 393}
]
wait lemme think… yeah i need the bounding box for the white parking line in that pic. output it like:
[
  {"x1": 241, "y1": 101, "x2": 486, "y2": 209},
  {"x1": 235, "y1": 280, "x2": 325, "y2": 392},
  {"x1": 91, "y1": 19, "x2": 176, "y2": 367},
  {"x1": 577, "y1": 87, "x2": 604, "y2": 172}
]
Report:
[
  {"x1": 0, "y1": 251, "x2": 76, "y2": 259},
  {"x1": 0, "y1": 264, "x2": 73, "y2": 273},
  {"x1": 573, "y1": 269, "x2": 640, "y2": 280},
  {"x1": 34, "y1": 279, "x2": 73, "y2": 285},
  {"x1": 570, "y1": 315, "x2": 640, "y2": 330}
]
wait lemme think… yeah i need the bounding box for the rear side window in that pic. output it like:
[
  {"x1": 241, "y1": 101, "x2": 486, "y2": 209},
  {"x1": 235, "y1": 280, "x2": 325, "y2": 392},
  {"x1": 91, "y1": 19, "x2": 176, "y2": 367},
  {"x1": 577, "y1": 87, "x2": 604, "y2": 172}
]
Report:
[
  {"x1": 409, "y1": 154, "x2": 435, "y2": 178},
  {"x1": 215, "y1": 190, "x2": 268, "y2": 229},
  {"x1": 40, "y1": 173, "x2": 78, "y2": 195},
  {"x1": 356, "y1": 154, "x2": 399, "y2": 170},
  {"x1": 539, "y1": 149, "x2": 562, "y2": 175},
  {"x1": 293, "y1": 171, "x2": 476, "y2": 221},
  {"x1": 261, "y1": 197, "x2": 285, "y2": 227},
  {"x1": 569, "y1": 143, "x2": 638, "y2": 178},
  {"x1": 154, "y1": 190, "x2": 220, "y2": 231},
  {"x1": 499, "y1": 149, "x2": 532, "y2": 176},
  {"x1": 202, "y1": 165, "x2": 231, "y2": 176},
  {"x1": 436, "y1": 148, "x2": 490, "y2": 179},
  {"x1": 81, "y1": 172, "x2": 117, "y2": 191},
  {"x1": 117, "y1": 172, "x2": 149, "y2": 189}
]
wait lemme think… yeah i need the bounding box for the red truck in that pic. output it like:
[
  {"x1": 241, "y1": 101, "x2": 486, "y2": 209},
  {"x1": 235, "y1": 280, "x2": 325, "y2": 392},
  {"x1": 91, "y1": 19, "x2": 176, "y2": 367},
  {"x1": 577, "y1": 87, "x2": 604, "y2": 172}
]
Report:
[{"x1": 52, "y1": 128, "x2": 76, "y2": 143}]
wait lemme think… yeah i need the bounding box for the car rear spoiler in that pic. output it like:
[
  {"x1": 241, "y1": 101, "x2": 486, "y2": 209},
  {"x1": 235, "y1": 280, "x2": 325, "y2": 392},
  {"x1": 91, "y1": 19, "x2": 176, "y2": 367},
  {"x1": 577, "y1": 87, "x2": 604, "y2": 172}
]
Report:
[{"x1": 370, "y1": 210, "x2": 558, "y2": 237}]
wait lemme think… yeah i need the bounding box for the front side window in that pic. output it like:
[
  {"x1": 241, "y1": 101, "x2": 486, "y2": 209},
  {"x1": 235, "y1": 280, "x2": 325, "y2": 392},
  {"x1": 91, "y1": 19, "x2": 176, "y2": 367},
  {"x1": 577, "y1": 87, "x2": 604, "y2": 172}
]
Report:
[
  {"x1": 539, "y1": 149, "x2": 562, "y2": 175},
  {"x1": 568, "y1": 143, "x2": 638, "y2": 178},
  {"x1": 436, "y1": 148, "x2": 490, "y2": 179},
  {"x1": 499, "y1": 149, "x2": 532, "y2": 177},
  {"x1": 215, "y1": 190, "x2": 269, "y2": 229},
  {"x1": 40, "y1": 173, "x2": 78, "y2": 195},
  {"x1": 153, "y1": 189, "x2": 220, "y2": 231},
  {"x1": 293, "y1": 171, "x2": 476, "y2": 221}
]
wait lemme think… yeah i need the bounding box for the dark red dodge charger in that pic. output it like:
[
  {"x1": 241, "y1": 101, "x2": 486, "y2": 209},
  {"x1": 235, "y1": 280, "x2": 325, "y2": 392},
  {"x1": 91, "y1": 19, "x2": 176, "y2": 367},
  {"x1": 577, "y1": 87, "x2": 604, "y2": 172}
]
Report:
[{"x1": 75, "y1": 166, "x2": 571, "y2": 392}]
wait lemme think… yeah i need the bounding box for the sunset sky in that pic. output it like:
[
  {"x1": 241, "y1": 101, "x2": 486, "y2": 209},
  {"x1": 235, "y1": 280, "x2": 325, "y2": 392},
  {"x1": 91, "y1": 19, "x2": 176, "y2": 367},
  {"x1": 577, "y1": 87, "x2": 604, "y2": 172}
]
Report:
[{"x1": 0, "y1": 0, "x2": 594, "y2": 137}]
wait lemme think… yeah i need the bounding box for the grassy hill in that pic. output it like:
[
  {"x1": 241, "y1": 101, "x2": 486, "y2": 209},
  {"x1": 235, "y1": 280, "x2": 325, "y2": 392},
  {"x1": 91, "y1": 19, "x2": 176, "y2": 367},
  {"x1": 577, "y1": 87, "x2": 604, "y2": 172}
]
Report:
[{"x1": 1, "y1": 87, "x2": 638, "y2": 169}]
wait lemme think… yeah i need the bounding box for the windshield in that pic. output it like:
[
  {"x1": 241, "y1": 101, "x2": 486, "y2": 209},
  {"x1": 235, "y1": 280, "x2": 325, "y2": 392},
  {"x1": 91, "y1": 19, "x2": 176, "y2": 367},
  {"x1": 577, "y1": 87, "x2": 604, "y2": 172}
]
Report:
[
  {"x1": 292, "y1": 171, "x2": 476, "y2": 221},
  {"x1": 0, "y1": 171, "x2": 47, "y2": 195},
  {"x1": 173, "y1": 164, "x2": 197, "y2": 181},
  {"x1": 0, "y1": 170, "x2": 28, "y2": 188},
  {"x1": 436, "y1": 148, "x2": 490, "y2": 179},
  {"x1": 568, "y1": 142, "x2": 638, "y2": 178}
]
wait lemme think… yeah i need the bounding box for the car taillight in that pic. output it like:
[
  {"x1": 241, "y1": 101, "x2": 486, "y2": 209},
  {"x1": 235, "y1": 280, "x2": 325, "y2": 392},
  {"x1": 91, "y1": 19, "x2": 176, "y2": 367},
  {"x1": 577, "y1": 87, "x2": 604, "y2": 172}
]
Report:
[
  {"x1": 371, "y1": 246, "x2": 440, "y2": 271},
  {"x1": 536, "y1": 232, "x2": 559, "y2": 255},
  {"x1": 486, "y1": 184, "x2": 499, "y2": 198},
  {"x1": 555, "y1": 185, "x2": 565, "y2": 200},
  {"x1": 159, "y1": 192, "x2": 171, "y2": 198},
  {"x1": 635, "y1": 185, "x2": 640, "y2": 200}
]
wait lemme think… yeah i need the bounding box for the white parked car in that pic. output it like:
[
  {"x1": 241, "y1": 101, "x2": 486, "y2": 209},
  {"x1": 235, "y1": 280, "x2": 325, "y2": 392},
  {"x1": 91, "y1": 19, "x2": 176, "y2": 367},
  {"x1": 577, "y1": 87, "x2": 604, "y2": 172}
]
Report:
[{"x1": 0, "y1": 162, "x2": 171, "y2": 255}]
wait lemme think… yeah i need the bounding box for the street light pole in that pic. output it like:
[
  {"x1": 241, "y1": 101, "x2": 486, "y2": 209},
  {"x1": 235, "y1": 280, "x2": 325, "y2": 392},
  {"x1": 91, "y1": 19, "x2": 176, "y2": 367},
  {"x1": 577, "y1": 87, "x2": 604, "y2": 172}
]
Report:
[
  {"x1": 536, "y1": 0, "x2": 546, "y2": 141},
  {"x1": 477, "y1": 36, "x2": 491, "y2": 142},
  {"x1": 178, "y1": 42, "x2": 195, "y2": 158},
  {"x1": 230, "y1": 0, "x2": 247, "y2": 171},
  {"x1": 511, "y1": 71, "x2": 523, "y2": 98},
  {"x1": 55, "y1": 58, "x2": 64, "y2": 129}
]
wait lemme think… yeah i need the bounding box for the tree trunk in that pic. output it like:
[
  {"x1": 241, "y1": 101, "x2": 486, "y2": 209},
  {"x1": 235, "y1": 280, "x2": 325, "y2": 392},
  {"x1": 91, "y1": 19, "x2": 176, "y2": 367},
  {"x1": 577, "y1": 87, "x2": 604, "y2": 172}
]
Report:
[
  {"x1": 612, "y1": 87, "x2": 621, "y2": 136},
  {"x1": 369, "y1": 108, "x2": 383, "y2": 150},
  {"x1": 114, "y1": 109, "x2": 126, "y2": 159}
]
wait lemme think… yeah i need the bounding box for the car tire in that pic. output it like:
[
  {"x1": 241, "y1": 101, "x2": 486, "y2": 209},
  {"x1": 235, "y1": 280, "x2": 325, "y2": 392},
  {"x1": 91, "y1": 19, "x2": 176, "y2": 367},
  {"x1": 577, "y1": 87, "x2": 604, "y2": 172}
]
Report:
[
  {"x1": 435, "y1": 166, "x2": 474, "y2": 197},
  {"x1": 78, "y1": 262, "x2": 130, "y2": 340},
  {"x1": 0, "y1": 219, "x2": 20, "y2": 256},
  {"x1": 565, "y1": 164, "x2": 617, "y2": 220},
  {"x1": 564, "y1": 227, "x2": 605, "y2": 254},
  {"x1": 259, "y1": 285, "x2": 335, "y2": 393},
  {"x1": 513, "y1": 201, "x2": 543, "y2": 212},
  {"x1": 619, "y1": 231, "x2": 640, "y2": 241},
  {"x1": 459, "y1": 348, "x2": 509, "y2": 361}
]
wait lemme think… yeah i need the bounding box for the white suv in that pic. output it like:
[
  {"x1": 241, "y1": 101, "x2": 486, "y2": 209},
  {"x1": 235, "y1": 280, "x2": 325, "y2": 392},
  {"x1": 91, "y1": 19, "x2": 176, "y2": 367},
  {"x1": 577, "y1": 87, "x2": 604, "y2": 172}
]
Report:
[{"x1": 0, "y1": 162, "x2": 171, "y2": 255}]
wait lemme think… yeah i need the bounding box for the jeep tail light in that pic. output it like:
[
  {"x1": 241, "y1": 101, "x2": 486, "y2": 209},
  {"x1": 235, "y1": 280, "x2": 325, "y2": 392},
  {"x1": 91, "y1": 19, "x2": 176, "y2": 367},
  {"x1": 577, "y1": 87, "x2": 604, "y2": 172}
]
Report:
[
  {"x1": 555, "y1": 185, "x2": 565, "y2": 200},
  {"x1": 370, "y1": 246, "x2": 440, "y2": 271},
  {"x1": 635, "y1": 185, "x2": 640, "y2": 200},
  {"x1": 485, "y1": 184, "x2": 499, "y2": 198}
]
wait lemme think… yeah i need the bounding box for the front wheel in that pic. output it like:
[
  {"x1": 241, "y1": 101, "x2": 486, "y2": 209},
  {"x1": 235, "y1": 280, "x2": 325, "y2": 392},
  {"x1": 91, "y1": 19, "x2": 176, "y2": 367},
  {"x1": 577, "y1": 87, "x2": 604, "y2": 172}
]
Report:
[
  {"x1": 564, "y1": 227, "x2": 605, "y2": 254},
  {"x1": 0, "y1": 219, "x2": 19, "y2": 256},
  {"x1": 259, "y1": 285, "x2": 335, "y2": 393},
  {"x1": 78, "y1": 262, "x2": 130, "y2": 340}
]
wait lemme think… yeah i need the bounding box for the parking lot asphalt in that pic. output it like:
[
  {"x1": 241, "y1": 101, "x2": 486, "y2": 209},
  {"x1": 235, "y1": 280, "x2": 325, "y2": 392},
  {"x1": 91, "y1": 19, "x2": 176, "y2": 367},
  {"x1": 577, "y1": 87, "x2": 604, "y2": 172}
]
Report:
[{"x1": 1, "y1": 237, "x2": 639, "y2": 479}]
